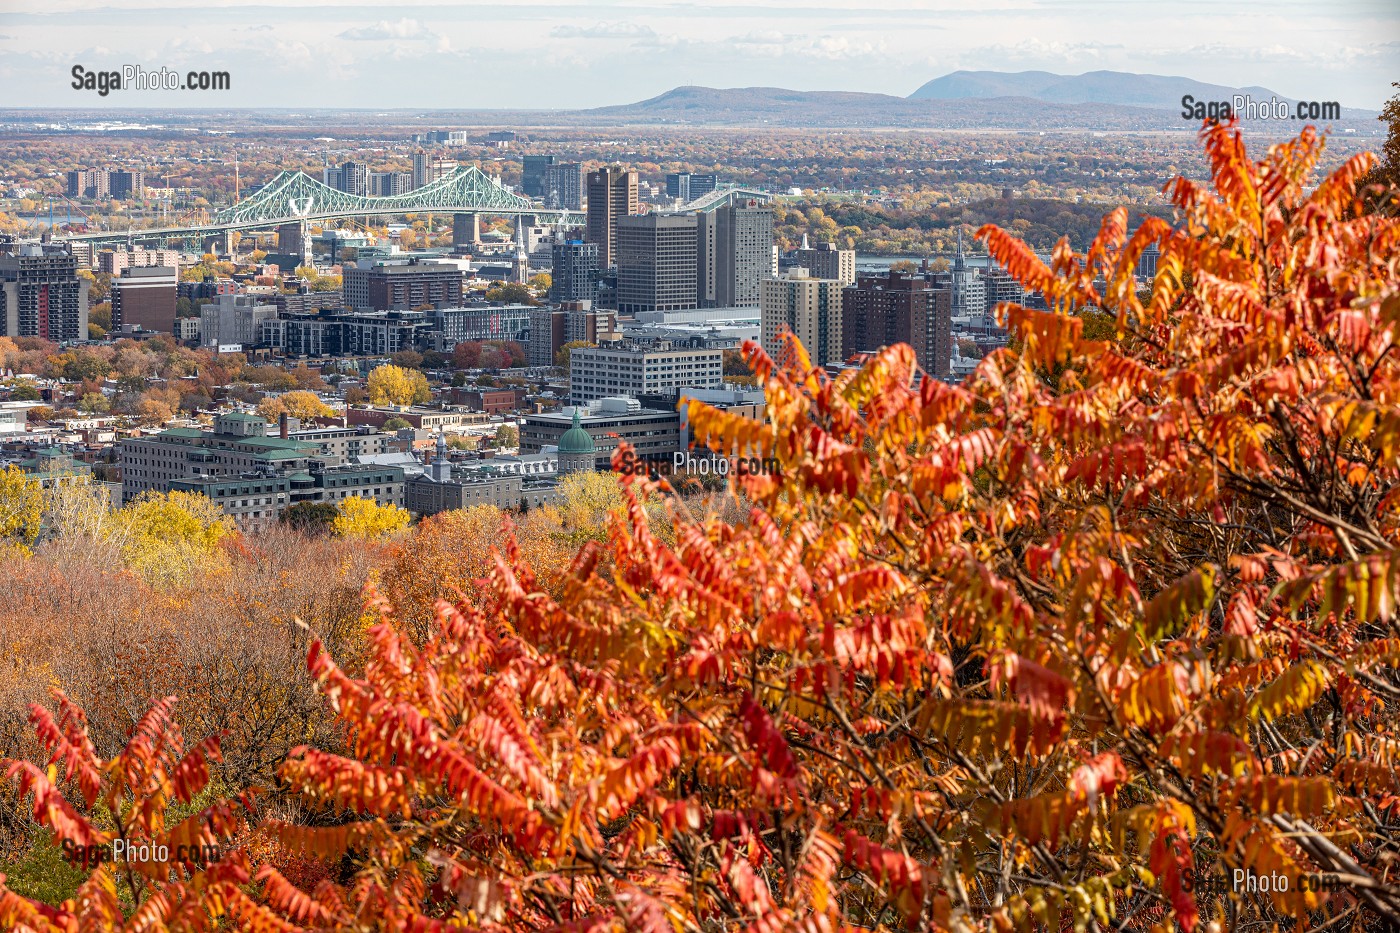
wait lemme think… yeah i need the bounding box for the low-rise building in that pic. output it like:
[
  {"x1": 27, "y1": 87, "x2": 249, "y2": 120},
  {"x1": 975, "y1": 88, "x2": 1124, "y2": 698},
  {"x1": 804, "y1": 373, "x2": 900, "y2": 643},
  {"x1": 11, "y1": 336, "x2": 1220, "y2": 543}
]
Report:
[
  {"x1": 569, "y1": 343, "x2": 723, "y2": 405},
  {"x1": 521, "y1": 397, "x2": 681, "y2": 471}
]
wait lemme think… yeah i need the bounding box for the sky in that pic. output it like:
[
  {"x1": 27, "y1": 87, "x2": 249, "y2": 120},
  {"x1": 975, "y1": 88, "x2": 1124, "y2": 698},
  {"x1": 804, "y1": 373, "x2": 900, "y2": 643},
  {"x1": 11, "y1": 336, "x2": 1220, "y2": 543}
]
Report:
[{"x1": 0, "y1": 0, "x2": 1396, "y2": 111}]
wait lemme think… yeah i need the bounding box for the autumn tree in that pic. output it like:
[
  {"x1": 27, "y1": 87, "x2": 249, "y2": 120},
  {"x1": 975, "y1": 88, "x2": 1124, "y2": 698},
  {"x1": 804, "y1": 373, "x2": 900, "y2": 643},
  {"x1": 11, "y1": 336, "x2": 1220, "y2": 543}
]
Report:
[
  {"x1": 331, "y1": 496, "x2": 410, "y2": 540},
  {"x1": 236, "y1": 122, "x2": 1398, "y2": 931},
  {"x1": 0, "y1": 465, "x2": 44, "y2": 557},
  {"x1": 366, "y1": 364, "x2": 430, "y2": 408},
  {"x1": 257, "y1": 390, "x2": 334, "y2": 423}
]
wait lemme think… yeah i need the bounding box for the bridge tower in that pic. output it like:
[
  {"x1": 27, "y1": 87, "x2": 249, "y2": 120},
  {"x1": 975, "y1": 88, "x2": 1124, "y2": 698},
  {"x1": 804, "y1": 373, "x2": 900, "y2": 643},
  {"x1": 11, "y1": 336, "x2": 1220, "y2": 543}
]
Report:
[{"x1": 452, "y1": 213, "x2": 481, "y2": 251}]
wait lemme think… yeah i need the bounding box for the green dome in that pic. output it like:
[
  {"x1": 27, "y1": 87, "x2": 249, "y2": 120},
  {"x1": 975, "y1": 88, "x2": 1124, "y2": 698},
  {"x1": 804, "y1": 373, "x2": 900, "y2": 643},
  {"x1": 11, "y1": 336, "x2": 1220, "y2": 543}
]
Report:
[{"x1": 558, "y1": 408, "x2": 596, "y2": 455}]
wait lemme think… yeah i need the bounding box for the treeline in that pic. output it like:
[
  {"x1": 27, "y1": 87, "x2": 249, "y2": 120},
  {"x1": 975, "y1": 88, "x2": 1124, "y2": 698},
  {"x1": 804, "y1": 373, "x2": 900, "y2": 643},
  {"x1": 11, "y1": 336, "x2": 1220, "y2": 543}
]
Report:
[{"x1": 774, "y1": 196, "x2": 1174, "y2": 255}]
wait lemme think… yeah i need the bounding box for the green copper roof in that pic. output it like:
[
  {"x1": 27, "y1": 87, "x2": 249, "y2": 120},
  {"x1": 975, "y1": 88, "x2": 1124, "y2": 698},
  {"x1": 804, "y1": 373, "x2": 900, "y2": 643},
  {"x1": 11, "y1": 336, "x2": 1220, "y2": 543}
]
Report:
[{"x1": 557, "y1": 408, "x2": 596, "y2": 455}]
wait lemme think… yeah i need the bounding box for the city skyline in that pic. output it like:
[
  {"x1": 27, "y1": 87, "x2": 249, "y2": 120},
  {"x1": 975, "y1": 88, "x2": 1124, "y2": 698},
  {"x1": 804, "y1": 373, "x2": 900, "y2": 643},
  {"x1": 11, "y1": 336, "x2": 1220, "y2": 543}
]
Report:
[{"x1": 0, "y1": 0, "x2": 1395, "y2": 110}]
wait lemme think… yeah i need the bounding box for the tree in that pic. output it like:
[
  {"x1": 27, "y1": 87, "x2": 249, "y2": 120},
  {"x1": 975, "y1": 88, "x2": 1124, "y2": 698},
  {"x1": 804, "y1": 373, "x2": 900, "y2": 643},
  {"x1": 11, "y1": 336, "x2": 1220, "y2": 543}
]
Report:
[
  {"x1": 1363, "y1": 81, "x2": 1399, "y2": 210},
  {"x1": 451, "y1": 341, "x2": 482, "y2": 369},
  {"x1": 77, "y1": 392, "x2": 109, "y2": 415},
  {"x1": 117, "y1": 489, "x2": 233, "y2": 586},
  {"x1": 528, "y1": 272, "x2": 551, "y2": 292},
  {"x1": 279, "y1": 501, "x2": 338, "y2": 534},
  {"x1": 554, "y1": 340, "x2": 592, "y2": 373},
  {"x1": 256, "y1": 390, "x2": 334, "y2": 423},
  {"x1": 485, "y1": 283, "x2": 536, "y2": 305},
  {"x1": 343, "y1": 385, "x2": 368, "y2": 406},
  {"x1": 331, "y1": 496, "x2": 410, "y2": 540},
  {"x1": 366, "y1": 364, "x2": 430, "y2": 408},
  {"x1": 10, "y1": 383, "x2": 41, "y2": 401},
  {"x1": 26, "y1": 405, "x2": 53, "y2": 422},
  {"x1": 134, "y1": 398, "x2": 174, "y2": 426},
  {"x1": 0, "y1": 465, "x2": 44, "y2": 556},
  {"x1": 888, "y1": 258, "x2": 918, "y2": 272},
  {"x1": 0, "y1": 693, "x2": 258, "y2": 928},
  {"x1": 493, "y1": 423, "x2": 519, "y2": 448},
  {"x1": 381, "y1": 417, "x2": 411, "y2": 432},
  {"x1": 3, "y1": 123, "x2": 1398, "y2": 932},
  {"x1": 390, "y1": 349, "x2": 424, "y2": 370}
]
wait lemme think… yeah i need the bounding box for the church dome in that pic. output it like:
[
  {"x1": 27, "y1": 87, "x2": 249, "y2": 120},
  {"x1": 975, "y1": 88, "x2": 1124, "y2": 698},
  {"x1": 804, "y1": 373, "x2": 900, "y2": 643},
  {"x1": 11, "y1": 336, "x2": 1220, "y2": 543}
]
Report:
[{"x1": 558, "y1": 408, "x2": 595, "y2": 456}]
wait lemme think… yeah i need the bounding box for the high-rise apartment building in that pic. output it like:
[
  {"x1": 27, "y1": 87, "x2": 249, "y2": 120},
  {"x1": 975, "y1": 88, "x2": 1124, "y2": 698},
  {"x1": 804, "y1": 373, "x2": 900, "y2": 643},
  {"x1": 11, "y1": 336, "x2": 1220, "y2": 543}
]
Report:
[
  {"x1": 342, "y1": 259, "x2": 464, "y2": 311},
  {"x1": 715, "y1": 201, "x2": 774, "y2": 308},
  {"x1": 369, "y1": 172, "x2": 412, "y2": 197},
  {"x1": 841, "y1": 270, "x2": 952, "y2": 378},
  {"x1": 109, "y1": 170, "x2": 145, "y2": 200},
  {"x1": 585, "y1": 167, "x2": 638, "y2": 268},
  {"x1": 761, "y1": 269, "x2": 843, "y2": 368},
  {"x1": 550, "y1": 240, "x2": 600, "y2": 304},
  {"x1": 665, "y1": 173, "x2": 718, "y2": 201},
  {"x1": 528, "y1": 307, "x2": 567, "y2": 368},
  {"x1": 0, "y1": 244, "x2": 90, "y2": 342},
  {"x1": 111, "y1": 265, "x2": 177, "y2": 333},
  {"x1": 616, "y1": 213, "x2": 699, "y2": 315},
  {"x1": 794, "y1": 240, "x2": 856, "y2": 285},
  {"x1": 521, "y1": 155, "x2": 555, "y2": 198},
  {"x1": 541, "y1": 163, "x2": 584, "y2": 210},
  {"x1": 412, "y1": 150, "x2": 432, "y2": 189},
  {"x1": 325, "y1": 162, "x2": 368, "y2": 196},
  {"x1": 980, "y1": 263, "x2": 1025, "y2": 317},
  {"x1": 565, "y1": 304, "x2": 617, "y2": 345}
]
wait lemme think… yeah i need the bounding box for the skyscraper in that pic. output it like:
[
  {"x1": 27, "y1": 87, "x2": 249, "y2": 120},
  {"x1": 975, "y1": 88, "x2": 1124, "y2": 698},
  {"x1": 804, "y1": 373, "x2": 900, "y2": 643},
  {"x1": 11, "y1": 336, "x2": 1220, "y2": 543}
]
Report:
[
  {"x1": 0, "y1": 244, "x2": 90, "y2": 341},
  {"x1": 715, "y1": 201, "x2": 774, "y2": 308},
  {"x1": 550, "y1": 240, "x2": 600, "y2": 304},
  {"x1": 794, "y1": 237, "x2": 856, "y2": 285},
  {"x1": 412, "y1": 150, "x2": 432, "y2": 189},
  {"x1": 616, "y1": 214, "x2": 699, "y2": 314},
  {"x1": 111, "y1": 265, "x2": 177, "y2": 333},
  {"x1": 586, "y1": 167, "x2": 638, "y2": 269},
  {"x1": 761, "y1": 268, "x2": 843, "y2": 368},
  {"x1": 521, "y1": 155, "x2": 556, "y2": 198},
  {"x1": 666, "y1": 173, "x2": 718, "y2": 201},
  {"x1": 542, "y1": 163, "x2": 585, "y2": 210},
  {"x1": 841, "y1": 270, "x2": 952, "y2": 378}
]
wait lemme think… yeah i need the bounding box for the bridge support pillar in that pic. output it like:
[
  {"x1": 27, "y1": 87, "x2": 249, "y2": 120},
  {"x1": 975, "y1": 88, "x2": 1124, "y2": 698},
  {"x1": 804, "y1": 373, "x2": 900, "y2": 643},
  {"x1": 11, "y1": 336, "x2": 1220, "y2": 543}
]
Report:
[
  {"x1": 452, "y1": 213, "x2": 480, "y2": 251},
  {"x1": 202, "y1": 230, "x2": 231, "y2": 257}
]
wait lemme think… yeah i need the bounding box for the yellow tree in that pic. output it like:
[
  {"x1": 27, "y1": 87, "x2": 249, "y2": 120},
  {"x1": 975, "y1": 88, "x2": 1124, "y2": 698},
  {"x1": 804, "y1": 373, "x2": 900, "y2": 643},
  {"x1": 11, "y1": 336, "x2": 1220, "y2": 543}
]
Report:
[
  {"x1": 118, "y1": 490, "x2": 233, "y2": 586},
  {"x1": 366, "y1": 364, "x2": 430, "y2": 407},
  {"x1": 331, "y1": 495, "x2": 410, "y2": 540},
  {"x1": 256, "y1": 390, "x2": 334, "y2": 423},
  {"x1": 0, "y1": 465, "x2": 44, "y2": 557}
]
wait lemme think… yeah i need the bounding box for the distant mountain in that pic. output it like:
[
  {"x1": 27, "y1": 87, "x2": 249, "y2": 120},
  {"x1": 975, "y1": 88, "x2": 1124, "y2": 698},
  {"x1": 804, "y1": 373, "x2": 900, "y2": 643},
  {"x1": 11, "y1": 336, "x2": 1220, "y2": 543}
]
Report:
[
  {"x1": 580, "y1": 85, "x2": 1194, "y2": 130},
  {"x1": 909, "y1": 71, "x2": 1286, "y2": 110}
]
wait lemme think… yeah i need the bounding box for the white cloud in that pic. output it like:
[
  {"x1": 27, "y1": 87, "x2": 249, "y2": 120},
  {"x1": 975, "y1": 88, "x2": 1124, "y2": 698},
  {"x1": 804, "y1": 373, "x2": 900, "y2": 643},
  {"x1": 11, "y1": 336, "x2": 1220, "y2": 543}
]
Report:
[
  {"x1": 339, "y1": 18, "x2": 433, "y2": 41},
  {"x1": 550, "y1": 22, "x2": 656, "y2": 39}
]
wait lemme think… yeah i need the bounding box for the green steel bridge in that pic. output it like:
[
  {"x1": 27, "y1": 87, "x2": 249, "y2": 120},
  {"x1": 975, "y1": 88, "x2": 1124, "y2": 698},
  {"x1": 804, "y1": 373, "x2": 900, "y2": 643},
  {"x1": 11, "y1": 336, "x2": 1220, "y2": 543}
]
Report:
[{"x1": 55, "y1": 167, "x2": 773, "y2": 249}]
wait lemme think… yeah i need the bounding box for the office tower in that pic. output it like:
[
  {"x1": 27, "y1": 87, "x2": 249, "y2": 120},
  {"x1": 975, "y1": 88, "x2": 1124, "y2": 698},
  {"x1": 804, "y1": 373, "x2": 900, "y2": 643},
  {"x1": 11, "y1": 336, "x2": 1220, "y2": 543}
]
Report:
[
  {"x1": 761, "y1": 269, "x2": 843, "y2": 368},
  {"x1": 695, "y1": 212, "x2": 717, "y2": 308},
  {"x1": 542, "y1": 163, "x2": 584, "y2": 210},
  {"x1": 665, "y1": 173, "x2": 718, "y2": 201},
  {"x1": 794, "y1": 237, "x2": 856, "y2": 285},
  {"x1": 585, "y1": 166, "x2": 638, "y2": 268},
  {"x1": 111, "y1": 265, "x2": 178, "y2": 333},
  {"x1": 841, "y1": 270, "x2": 952, "y2": 378},
  {"x1": 550, "y1": 240, "x2": 600, "y2": 304},
  {"x1": 109, "y1": 170, "x2": 145, "y2": 200},
  {"x1": 981, "y1": 262, "x2": 1025, "y2": 316},
  {"x1": 1138, "y1": 242, "x2": 1160, "y2": 279},
  {"x1": 616, "y1": 213, "x2": 699, "y2": 315},
  {"x1": 570, "y1": 345, "x2": 723, "y2": 405},
  {"x1": 0, "y1": 243, "x2": 89, "y2": 341},
  {"x1": 715, "y1": 201, "x2": 774, "y2": 309},
  {"x1": 199, "y1": 294, "x2": 278, "y2": 347},
  {"x1": 521, "y1": 155, "x2": 555, "y2": 198},
  {"x1": 342, "y1": 259, "x2": 464, "y2": 311}
]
